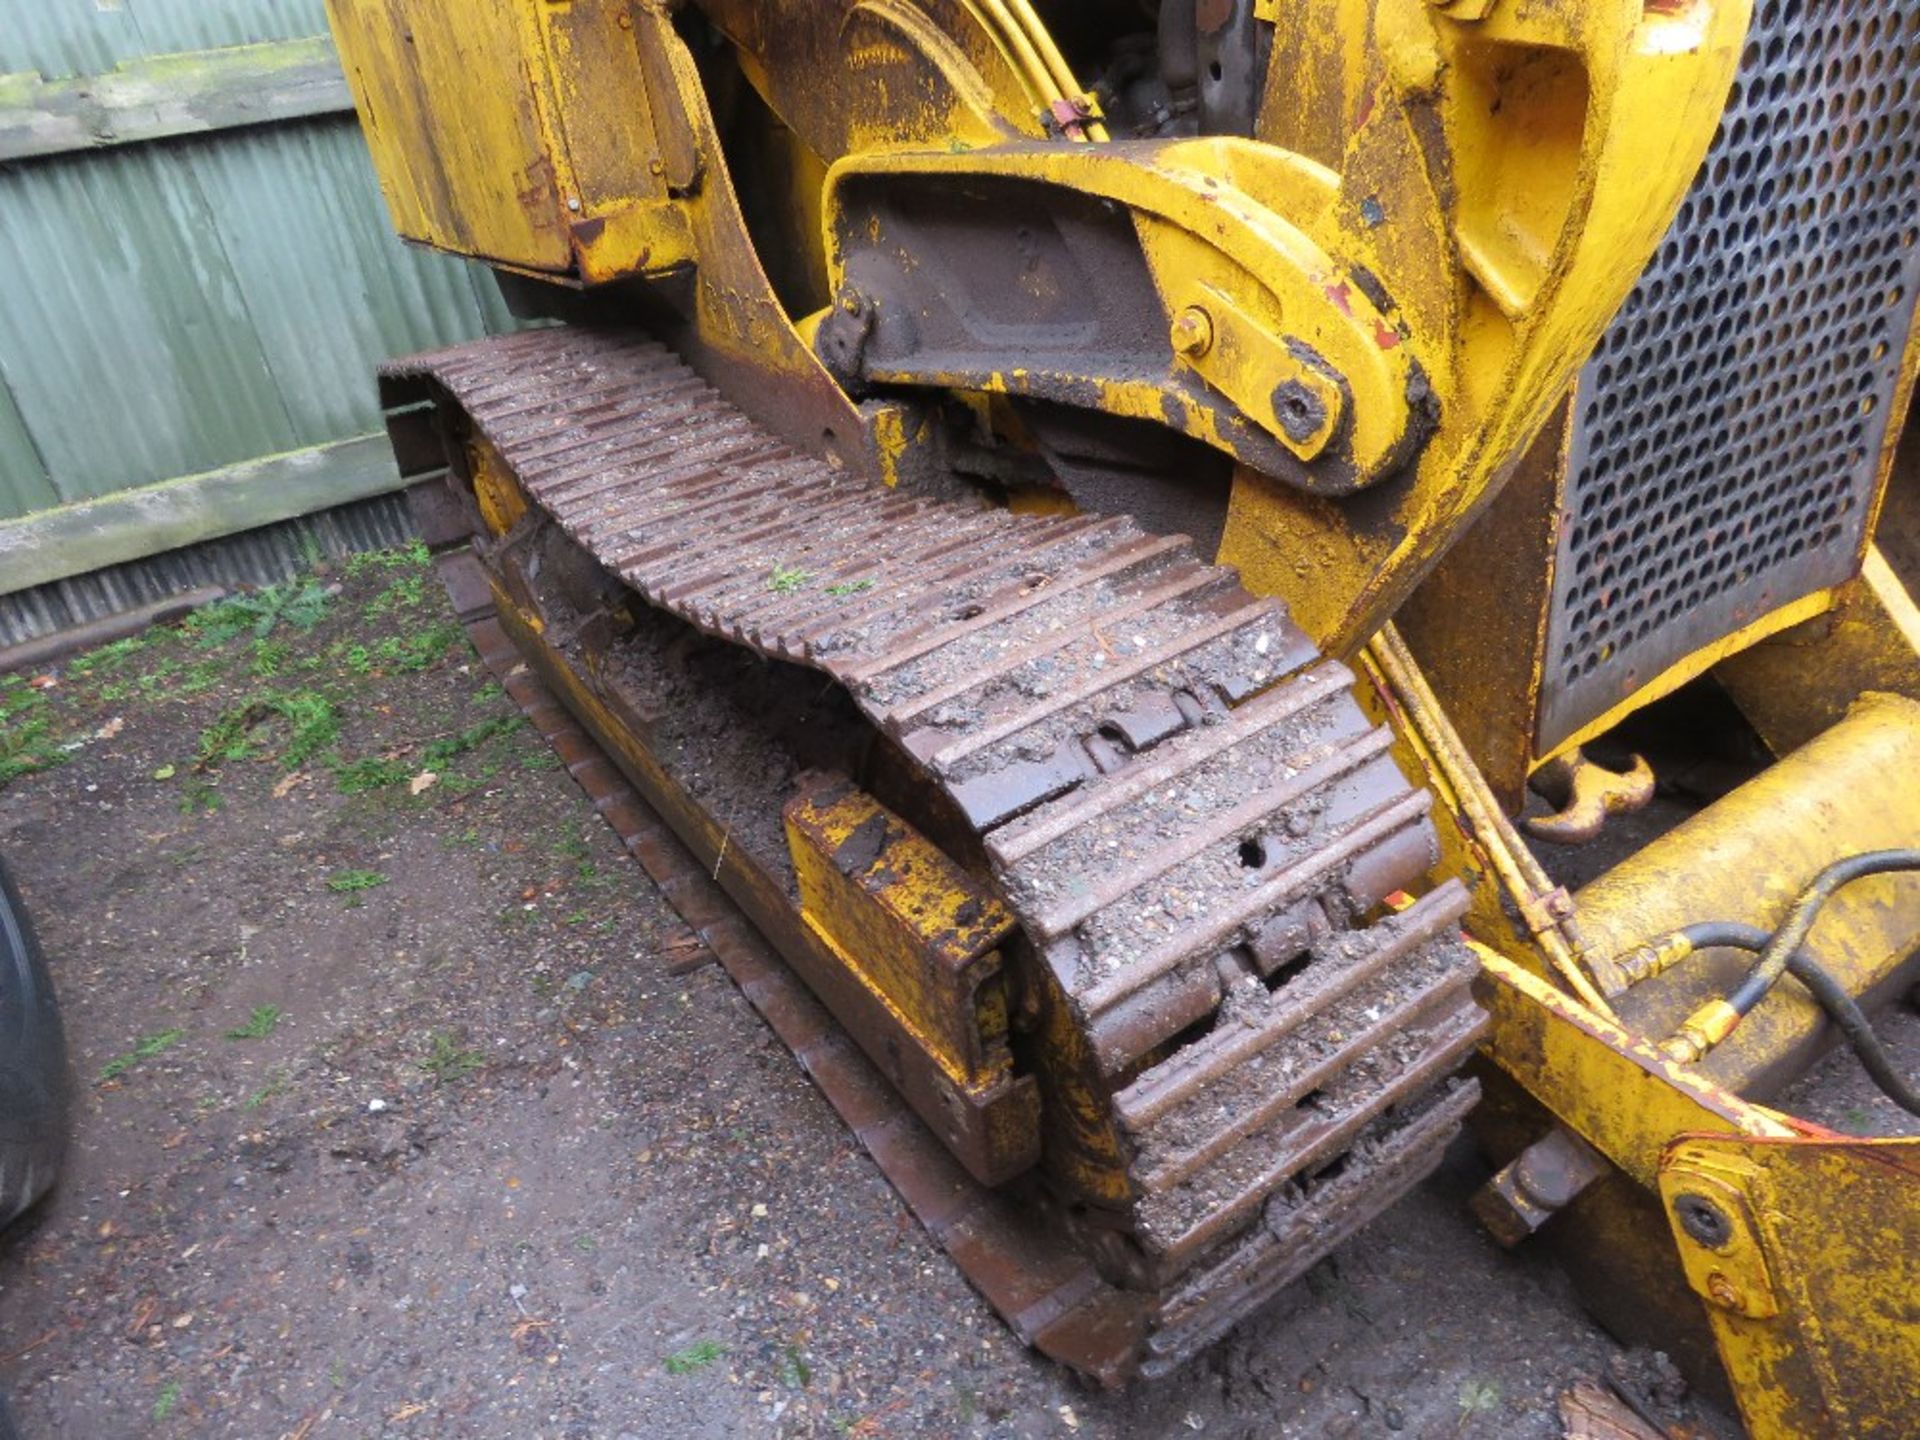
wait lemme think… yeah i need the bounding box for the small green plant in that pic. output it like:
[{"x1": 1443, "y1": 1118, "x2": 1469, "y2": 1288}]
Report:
[
  {"x1": 419, "y1": 1031, "x2": 485, "y2": 1083},
  {"x1": 187, "y1": 578, "x2": 332, "y2": 646},
  {"x1": 0, "y1": 715, "x2": 69, "y2": 789},
  {"x1": 368, "y1": 574, "x2": 429, "y2": 614},
  {"x1": 225, "y1": 1005, "x2": 282, "y2": 1041},
  {"x1": 334, "y1": 716, "x2": 521, "y2": 797},
  {"x1": 152, "y1": 1380, "x2": 181, "y2": 1421},
  {"x1": 824, "y1": 578, "x2": 875, "y2": 597},
  {"x1": 249, "y1": 638, "x2": 292, "y2": 677},
  {"x1": 334, "y1": 756, "x2": 413, "y2": 794},
  {"x1": 327, "y1": 868, "x2": 389, "y2": 895},
  {"x1": 346, "y1": 541, "x2": 429, "y2": 578},
  {"x1": 1458, "y1": 1378, "x2": 1501, "y2": 1416},
  {"x1": 664, "y1": 1340, "x2": 726, "y2": 1376},
  {"x1": 197, "y1": 690, "x2": 339, "y2": 770},
  {"x1": 372, "y1": 621, "x2": 465, "y2": 673},
  {"x1": 100, "y1": 1028, "x2": 186, "y2": 1083},
  {"x1": 244, "y1": 1069, "x2": 290, "y2": 1111},
  {"x1": 178, "y1": 782, "x2": 222, "y2": 817},
  {"x1": 779, "y1": 1345, "x2": 813, "y2": 1388},
  {"x1": 69, "y1": 634, "x2": 150, "y2": 674},
  {"x1": 768, "y1": 565, "x2": 811, "y2": 594}
]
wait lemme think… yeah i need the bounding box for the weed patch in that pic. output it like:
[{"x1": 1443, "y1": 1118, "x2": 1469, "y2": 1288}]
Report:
[
  {"x1": 197, "y1": 690, "x2": 339, "y2": 771},
  {"x1": 419, "y1": 1031, "x2": 485, "y2": 1083},
  {"x1": 665, "y1": 1341, "x2": 726, "y2": 1376},
  {"x1": 225, "y1": 1005, "x2": 282, "y2": 1041},
  {"x1": 326, "y1": 869, "x2": 388, "y2": 895},
  {"x1": 0, "y1": 714, "x2": 70, "y2": 789},
  {"x1": 186, "y1": 578, "x2": 332, "y2": 646},
  {"x1": 100, "y1": 1028, "x2": 186, "y2": 1083}
]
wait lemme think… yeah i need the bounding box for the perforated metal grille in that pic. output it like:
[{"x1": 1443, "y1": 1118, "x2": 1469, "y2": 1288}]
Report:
[{"x1": 1539, "y1": 0, "x2": 1920, "y2": 750}]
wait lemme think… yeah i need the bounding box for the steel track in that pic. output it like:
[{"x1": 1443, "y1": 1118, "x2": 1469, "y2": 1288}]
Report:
[{"x1": 385, "y1": 326, "x2": 1485, "y2": 1381}]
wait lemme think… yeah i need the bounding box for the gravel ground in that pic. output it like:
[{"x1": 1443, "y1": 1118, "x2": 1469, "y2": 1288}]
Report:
[{"x1": 0, "y1": 548, "x2": 1765, "y2": 1438}]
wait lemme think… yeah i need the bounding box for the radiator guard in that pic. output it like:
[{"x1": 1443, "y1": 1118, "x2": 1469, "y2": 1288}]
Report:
[{"x1": 1540, "y1": 1, "x2": 1920, "y2": 751}]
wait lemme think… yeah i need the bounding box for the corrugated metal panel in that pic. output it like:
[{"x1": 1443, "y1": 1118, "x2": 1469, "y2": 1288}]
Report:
[
  {"x1": 182, "y1": 118, "x2": 498, "y2": 445},
  {"x1": 0, "y1": 491, "x2": 415, "y2": 647},
  {"x1": 0, "y1": 4, "x2": 148, "y2": 82},
  {"x1": 0, "y1": 377, "x2": 54, "y2": 518},
  {"x1": 121, "y1": 0, "x2": 331, "y2": 56},
  {"x1": 0, "y1": 121, "x2": 500, "y2": 516},
  {"x1": 0, "y1": 140, "x2": 296, "y2": 505},
  {"x1": 0, "y1": 1, "x2": 330, "y2": 81},
  {"x1": 0, "y1": 0, "x2": 507, "y2": 616}
]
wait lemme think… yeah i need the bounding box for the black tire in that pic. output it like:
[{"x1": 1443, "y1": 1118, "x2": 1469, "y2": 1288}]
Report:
[{"x1": 0, "y1": 857, "x2": 68, "y2": 1228}]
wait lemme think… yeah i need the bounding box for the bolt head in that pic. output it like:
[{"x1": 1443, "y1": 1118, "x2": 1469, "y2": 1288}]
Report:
[
  {"x1": 1674, "y1": 1192, "x2": 1734, "y2": 1249},
  {"x1": 1170, "y1": 307, "x2": 1214, "y2": 359}
]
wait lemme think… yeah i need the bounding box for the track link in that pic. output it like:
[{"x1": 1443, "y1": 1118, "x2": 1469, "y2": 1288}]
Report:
[{"x1": 382, "y1": 326, "x2": 1485, "y2": 1381}]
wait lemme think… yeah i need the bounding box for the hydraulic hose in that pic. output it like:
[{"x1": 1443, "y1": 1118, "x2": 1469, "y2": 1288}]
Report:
[
  {"x1": 1727, "y1": 850, "x2": 1920, "y2": 1016},
  {"x1": 1676, "y1": 922, "x2": 1920, "y2": 1119},
  {"x1": 1658, "y1": 851, "x2": 1920, "y2": 1064}
]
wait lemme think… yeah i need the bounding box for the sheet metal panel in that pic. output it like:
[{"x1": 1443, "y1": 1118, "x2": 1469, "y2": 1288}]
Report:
[
  {"x1": 0, "y1": 139, "x2": 297, "y2": 507},
  {"x1": 0, "y1": 0, "x2": 329, "y2": 81},
  {"x1": 180, "y1": 117, "x2": 504, "y2": 447},
  {"x1": 0, "y1": 0, "x2": 504, "y2": 530},
  {"x1": 0, "y1": 378, "x2": 54, "y2": 520},
  {"x1": 1540, "y1": 0, "x2": 1920, "y2": 751},
  {"x1": 0, "y1": 90, "x2": 501, "y2": 522},
  {"x1": 121, "y1": 0, "x2": 331, "y2": 56},
  {"x1": 0, "y1": 4, "x2": 148, "y2": 82}
]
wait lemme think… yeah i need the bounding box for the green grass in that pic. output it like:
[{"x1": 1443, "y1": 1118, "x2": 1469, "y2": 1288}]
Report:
[
  {"x1": 371, "y1": 621, "x2": 466, "y2": 673},
  {"x1": 418, "y1": 1031, "x2": 485, "y2": 1083},
  {"x1": 249, "y1": 638, "x2": 292, "y2": 678},
  {"x1": 664, "y1": 1340, "x2": 726, "y2": 1376},
  {"x1": 824, "y1": 578, "x2": 875, "y2": 597},
  {"x1": 333, "y1": 756, "x2": 414, "y2": 794},
  {"x1": 345, "y1": 539, "x2": 431, "y2": 578},
  {"x1": 100, "y1": 1028, "x2": 186, "y2": 1083},
  {"x1": 768, "y1": 565, "x2": 811, "y2": 594},
  {"x1": 779, "y1": 1345, "x2": 813, "y2": 1389},
  {"x1": 368, "y1": 574, "x2": 429, "y2": 614},
  {"x1": 244, "y1": 1069, "x2": 291, "y2": 1111},
  {"x1": 185, "y1": 578, "x2": 332, "y2": 646},
  {"x1": 197, "y1": 690, "x2": 340, "y2": 770},
  {"x1": 326, "y1": 868, "x2": 389, "y2": 894},
  {"x1": 0, "y1": 714, "x2": 70, "y2": 789},
  {"x1": 177, "y1": 782, "x2": 223, "y2": 817},
  {"x1": 152, "y1": 1380, "x2": 181, "y2": 1421},
  {"x1": 224, "y1": 1005, "x2": 282, "y2": 1041},
  {"x1": 331, "y1": 714, "x2": 522, "y2": 795},
  {"x1": 66, "y1": 634, "x2": 150, "y2": 674}
]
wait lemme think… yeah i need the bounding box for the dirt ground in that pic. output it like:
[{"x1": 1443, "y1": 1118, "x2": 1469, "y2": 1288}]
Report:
[{"x1": 0, "y1": 545, "x2": 1855, "y2": 1439}]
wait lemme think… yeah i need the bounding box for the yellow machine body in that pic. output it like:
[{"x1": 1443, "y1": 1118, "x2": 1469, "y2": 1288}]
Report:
[{"x1": 327, "y1": 0, "x2": 1920, "y2": 1429}]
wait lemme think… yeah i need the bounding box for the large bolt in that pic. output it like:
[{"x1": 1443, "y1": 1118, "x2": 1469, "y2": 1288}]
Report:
[
  {"x1": 1170, "y1": 306, "x2": 1214, "y2": 360},
  {"x1": 1271, "y1": 379, "x2": 1331, "y2": 446},
  {"x1": 1673, "y1": 1192, "x2": 1734, "y2": 1249}
]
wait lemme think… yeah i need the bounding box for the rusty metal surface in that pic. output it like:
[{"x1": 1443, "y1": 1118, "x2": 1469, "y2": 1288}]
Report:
[
  {"x1": 1541, "y1": 0, "x2": 1920, "y2": 750},
  {"x1": 390, "y1": 325, "x2": 1483, "y2": 1381}
]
